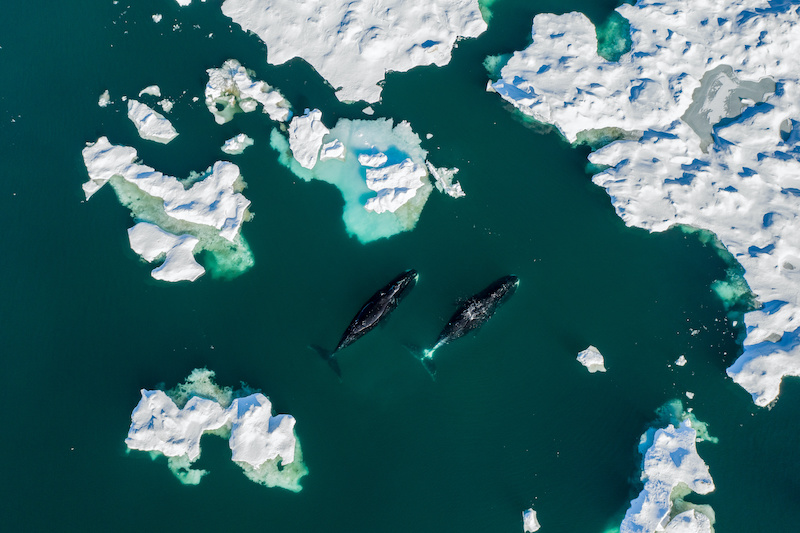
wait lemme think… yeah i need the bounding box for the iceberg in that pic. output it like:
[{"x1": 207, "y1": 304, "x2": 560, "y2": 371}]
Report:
[
  {"x1": 576, "y1": 345, "x2": 606, "y2": 373},
  {"x1": 206, "y1": 59, "x2": 290, "y2": 124},
  {"x1": 126, "y1": 99, "x2": 178, "y2": 144},
  {"x1": 126, "y1": 369, "x2": 307, "y2": 491},
  {"x1": 138, "y1": 85, "x2": 161, "y2": 98},
  {"x1": 620, "y1": 400, "x2": 716, "y2": 533},
  {"x1": 81, "y1": 136, "x2": 254, "y2": 280},
  {"x1": 98, "y1": 90, "x2": 111, "y2": 107},
  {"x1": 198, "y1": 0, "x2": 488, "y2": 103},
  {"x1": 522, "y1": 508, "x2": 541, "y2": 532},
  {"x1": 490, "y1": 0, "x2": 800, "y2": 406},
  {"x1": 272, "y1": 110, "x2": 462, "y2": 242},
  {"x1": 222, "y1": 133, "x2": 254, "y2": 155}
]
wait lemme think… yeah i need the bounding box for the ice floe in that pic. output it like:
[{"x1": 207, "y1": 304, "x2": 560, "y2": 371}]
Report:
[
  {"x1": 206, "y1": 59, "x2": 290, "y2": 124},
  {"x1": 206, "y1": 0, "x2": 487, "y2": 103},
  {"x1": 127, "y1": 222, "x2": 205, "y2": 282},
  {"x1": 126, "y1": 368, "x2": 307, "y2": 491},
  {"x1": 621, "y1": 400, "x2": 716, "y2": 533},
  {"x1": 138, "y1": 85, "x2": 161, "y2": 98},
  {"x1": 126, "y1": 99, "x2": 178, "y2": 144},
  {"x1": 81, "y1": 136, "x2": 254, "y2": 280},
  {"x1": 98, "y1": 90, "x2": 111, "y2": 107},
  {"x1": 576, "y1": 345, "x2": 606, "y2": 373},
  {"x1": 222, "y1": 133, "x2": 254, "y2": 155},
  {"x1": 490, "y1": 0, "x2": 800, "y2": 406},
  {"x1": 272, "y1": 109, "x2": 463, "y2": 242},
  {"x1": 522, "y1": 508, "x2": 541, "y2": 532}
]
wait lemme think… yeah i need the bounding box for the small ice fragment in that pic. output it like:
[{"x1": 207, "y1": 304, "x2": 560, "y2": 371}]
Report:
[
  {"x1": 577, "y1": 345, "x2": 606, "y2": 373},
  {"x1": 675, "y1": 355, "x2": 687, "y2": 367},
  {"x1": 320, "y1": 139, "x2": 345, "y2": 161},
  {"x1": 121, "y1": 95, "x2": 128, "y2": 102},
  {"x1": 523, "y1": 508, "x2": 541, "y2": 532},
  {"x1": 362, "y1": 106, "x2": 374, "y2": 115},
  {"x1": 139, "y1": 85, "x2": 162, "y2": 98},
  {"x1": 686, "y1": 391, "x2": 695, "y2": 399},
  {"x1": 152, "y1": 14, "x2": 163, "y2": 23},
  {"x1": 426, "y1": 161, "x2": 465, "y2": 198},
  {"x1": 127, "y1": 99, "x2": 178, "y2": 144},
  {"x1": 98, "y1": 90, "x2": 111, "y2": 108},
  {"x1": 358, "y1": 152, "x2": 389, "y2": 168},
  {"x1": 158, "y1": 99, "x2": 174, "y2": 113},
  {"x1": 221, "y1": 133, "x2": 254, "y2": 155},
  {"x1": 426, "y1": 133, "x2": 433, "y2": 139}
]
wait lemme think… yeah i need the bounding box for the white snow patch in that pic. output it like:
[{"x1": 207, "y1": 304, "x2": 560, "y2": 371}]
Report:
[
  {"x1": 319, "y1": 139, "x2": 346, "y2": 161},
  {"x1": 222, "y1": 133, "x2": 255, "y2": 155},
  {"x1": 206, "y1": 59, "x2": 290, "y2": 124},
  {"x1": 126, "y1": 99, "x2": 178, "y2": 144},
  {"x1": 491, "y1": 0, "x2": 800, "y2": 406},
  {"x1": 127, "y1": 222, "x2": 205, "y2": 282},
  {"x1": 219, "y1": 0, "x2": 488, "y2": 103},
  {"x1": 577, "y1": 345, "x2": 606, "y2": 373}
]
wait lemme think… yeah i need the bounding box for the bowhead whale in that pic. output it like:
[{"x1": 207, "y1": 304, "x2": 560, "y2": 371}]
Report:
[
  {"x1": 312, "y1": 269, "x2": 419, "y2": 376},
  {"x1": 412, "y1": 275, "x2": 519, "y2": 378}
]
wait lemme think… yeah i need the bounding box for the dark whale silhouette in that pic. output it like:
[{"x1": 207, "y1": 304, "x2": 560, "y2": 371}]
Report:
[
  {"x1": 411, "y1": 275, "x2": 519, "y2": 378},
  {"x1": 312, "y1": 269, "x2": 419, "y2": 376}
]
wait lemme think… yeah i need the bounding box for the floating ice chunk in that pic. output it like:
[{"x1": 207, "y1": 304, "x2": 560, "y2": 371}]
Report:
[
  {"x1": 490, "y1": 0, "x2": 800, "y2": 406},
  {"x1": 157, "y1": 99, "x2": 174, "y2": 113},
  {"x1": 364, "y1": 159, "x2": 427, "y2": 214},
  {"x1": 522, "y1": 508, "x2": 541, "y2": 532},
  {"x1": 222, "y1": 133, "x2": 254, "y2": 155},
  {"x1": 676, "y1": 355, "x2": 687, "y2": 367},
  {"x1": 138, "y1": 85, "x2": 161, "y2": 98},
  {"x1": 576, "y1": 345, "x2": 606, "y2": 373},
  {"x1": 126, "y1": 369, "x2": 307, "y2": 491},
  {"x1": 152, "y1": 14, "x2": 163, "y2": 23},
  {"x1": 126, "y1": 99, "x2": 178, "y2": 144},
  {"x1": 319, "y1": 139, "x2": 345, "y2": 161},
  {"x1": 206, "y1": 59, "x2": 290, "y2": 124},
  {"x1": 620, "y1": 402, "x2": 715, "y2": 533},
  {"x1": 663, "y1": 510, "x2": 712, "y2": 533},
  {"x1": 98, "y1": 90, "x2": 111, "y2": 108},
  {"x1": 219, "y1": 0, "x2": 488, "y2": 103},
  {"x1": 175, "y1": 0, "x2": 191, "y2": 6},
  {"x1": 362, "y1": 106, "x2": 374, "y2": 115},
  {"x1": 81, "y1": 137, "x2": 254, "y2": 280},
  {"x1": 127, "y1": 222, "x2": 205, "y2": 282},
  {"x1": 426, "y1": 161, "x2": 465, "y2": 198},
  {"x1": 288, "y1": 109, "x2": 329, "y2": 169},
  {"x1": 358, "y1": 152, "x2": 388, "y2": 168},
  {"x1": 686, "y1": 391, "x2": 695, "y2": 399}
]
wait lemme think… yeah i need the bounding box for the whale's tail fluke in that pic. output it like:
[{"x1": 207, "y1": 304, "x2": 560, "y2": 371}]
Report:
[
  {"x1": 310, "y1": 345, "x2": 342, "y2": 378},
  {"x1": 404, "y1": 344, "x2": 437, "y2": 380}
]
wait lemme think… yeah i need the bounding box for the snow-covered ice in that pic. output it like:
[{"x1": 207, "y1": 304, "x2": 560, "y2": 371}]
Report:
[
  {"x1": 620, "y1": 400, "x2": 716, "y2": 533},
  {"x1": 98, "y1": 90, "x2": 111, "y2": 107},
  {"x1": 522, "y1": 508, "x2": 541, "y2": 532},
  {"x1": 490, "y1": 0, "x2": 800, "y2": 406},
  {"x1": 676, "y1": 355, "x2": 688, "y2": 367},
  {"x1": 272, "y1": 110, "x2": 462, "y2": 242},
  {"x1": 157, "y1": 99, "x2": 174, "y2": 113},
  {"x1": 126, "y1": 369, "x2": 307, "y2": 491},
  {"x1": 81, "y1": 137, "x2": 254, "y2": 280},
  {"x1": 138, "y1": 85, "x2": 161, "y2": 98},
  {"x1": 127, "y1": 222, "x2": 205, "y2": 282},
  {"x1": 212, "y1": 0, "x2": 487, "y2": 103},
  {"x1": 206, "y1": 59, "x2": 290, "y2": 124},
  {"x1": 576, "y1": 345, "x2": 606, "y2": 373},
  {"x1": 126, "y1": 99, "x2": 178, "y2": 144},
  {"x1": 222, "y1": 133, "x2": 254, "y2": 155}
]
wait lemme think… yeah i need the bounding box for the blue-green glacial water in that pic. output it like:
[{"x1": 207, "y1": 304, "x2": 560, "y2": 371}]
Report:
[{"x1": 1, "y1": 0, "x2": 799, "y2": 531}]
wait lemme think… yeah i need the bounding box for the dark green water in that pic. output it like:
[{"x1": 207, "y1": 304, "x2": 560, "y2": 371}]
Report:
[{"x1": 1, "y1": 1, "x2": 799, "y2": 531}]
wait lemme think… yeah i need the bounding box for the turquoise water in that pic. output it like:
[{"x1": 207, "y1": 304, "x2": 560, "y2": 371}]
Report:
[{"x1": 1, "y1": 1, "x2": 799, "y2": 531}]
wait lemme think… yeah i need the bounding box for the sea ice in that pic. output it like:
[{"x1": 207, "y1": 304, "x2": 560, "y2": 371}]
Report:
[
  {"x1": 127, "y1": 222, "x2": 205, "y2": 282},
  {"x1": 272, "y1": 110, "x2": 462, "y2": 242},
  {"x1": 212, "y1": 0, "x2": 487, "y2": 103},
  {"x1": 676, "y1": 355, "x2": 687, "y2": 367},
  {"x1": 490, "y1": 0, "x2": 800, "y2": 406},
  {"x1": 126, "y1": 99, "x2": 178, "y2": 144},
  {"x1": 98, "y1": 90, "x2": 111, "y2": 107},
  {"x1": 522, "y1": 508, "x2": 541, "y2": 532},
  {"x1": 158, "y1": 99, "x2": 174, "y2": 113},
  {"x1": 576, "y1": 345, "x2": 606, "y2": 373},
  {"x1": 222, "y1": 133, "x2": 254, "y2": 155},
  {"x1": 81, "y1": 137, "x2": 254, "y2": 280},
  {"x1": 206, "y1": 59, "x2": 290, "y2": 124},
  {"x1": 126, "y1": 369, "x2": 307, "y2": 491},
  {"x1": 620, "y1": 400, "x2": 716, "y2": 533},
  {"x1": 138, "y1": 85, "x2": 161, "y2": 98}
]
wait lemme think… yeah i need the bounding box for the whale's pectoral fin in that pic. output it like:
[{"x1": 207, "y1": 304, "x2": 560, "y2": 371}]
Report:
[
  {"x1": 420, "y1": 357, "x2": 437, "y2": 380},
  {"x1": 404, "y1": 344, "x2": 437, "y2": 380},
  {"x1": 309, "y1": 344, "x2": 342, "y2": 378}
]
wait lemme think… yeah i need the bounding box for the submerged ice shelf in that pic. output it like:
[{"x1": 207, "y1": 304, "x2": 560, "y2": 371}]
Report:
[
  {"x1": 272, "y1": 108, "x2": 463, "y2": 243},
  {"x1": 126, "y1": 369, "x2": 307, "y2": 491},
  {"x1": 491, "y1": 0, "x2": 800, "y2": 406},
  {"x1": 82, "y1": 137, "x2": 254, "y2": 281},
  {"x1": 178, "y1": 0, "x2": 487, "y2": 103}
]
